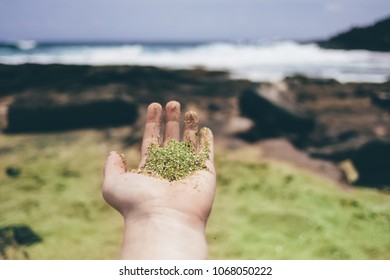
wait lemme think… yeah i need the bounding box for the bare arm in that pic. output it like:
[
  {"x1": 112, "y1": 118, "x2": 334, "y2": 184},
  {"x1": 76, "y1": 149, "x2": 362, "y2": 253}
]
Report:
[{"x1": 102, "y1": 101, "x2": 216, "y2": 259}]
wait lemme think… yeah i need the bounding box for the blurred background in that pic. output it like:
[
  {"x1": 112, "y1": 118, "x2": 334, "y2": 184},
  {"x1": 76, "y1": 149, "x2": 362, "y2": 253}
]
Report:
[{"x1": 0, "y1": 0, "x2": 390, "y2": 259}]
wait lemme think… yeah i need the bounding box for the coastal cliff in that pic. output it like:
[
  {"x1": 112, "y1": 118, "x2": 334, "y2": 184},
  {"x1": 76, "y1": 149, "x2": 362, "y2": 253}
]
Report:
[{"x1": 318, "y1": 15, "x2": 390, "y2": 52}]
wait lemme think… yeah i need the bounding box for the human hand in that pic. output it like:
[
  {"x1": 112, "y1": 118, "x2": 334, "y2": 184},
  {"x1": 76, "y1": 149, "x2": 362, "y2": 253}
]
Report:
[{"x1": 102, "y1": 101, "x2": 216, "y2": 259}]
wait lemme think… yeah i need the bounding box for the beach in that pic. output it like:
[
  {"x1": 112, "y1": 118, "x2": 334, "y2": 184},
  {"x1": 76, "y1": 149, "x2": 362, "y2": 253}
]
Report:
[
  {"x1": 1, "y1": 60, "x2": 390, "y2": 259},
  {"x1": 2, "y1": 0, "x2": 390, "y2": 266}
]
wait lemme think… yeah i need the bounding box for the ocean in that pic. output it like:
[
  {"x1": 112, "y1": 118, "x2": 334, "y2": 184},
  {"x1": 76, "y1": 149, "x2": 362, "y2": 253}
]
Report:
[{"x1": 1, "y1": 40, "x2": 390, "y2": 83}]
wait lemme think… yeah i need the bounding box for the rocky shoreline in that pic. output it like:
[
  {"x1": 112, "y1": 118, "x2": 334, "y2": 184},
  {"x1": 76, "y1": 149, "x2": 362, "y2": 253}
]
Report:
[{"x1": 1, "y1": 63, "x2": 389, "y2": 187}]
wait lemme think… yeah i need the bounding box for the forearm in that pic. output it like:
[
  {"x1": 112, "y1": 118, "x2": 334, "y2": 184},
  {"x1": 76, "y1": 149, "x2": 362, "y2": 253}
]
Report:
[{"x1": 120, "y1": 213, "x2": 208, "y2": 259}]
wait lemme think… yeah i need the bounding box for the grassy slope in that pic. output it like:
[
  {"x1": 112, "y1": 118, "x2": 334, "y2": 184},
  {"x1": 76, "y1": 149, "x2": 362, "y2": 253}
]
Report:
[{"x1": 0, "y1": 130, "x2": 389, "y2": 259}]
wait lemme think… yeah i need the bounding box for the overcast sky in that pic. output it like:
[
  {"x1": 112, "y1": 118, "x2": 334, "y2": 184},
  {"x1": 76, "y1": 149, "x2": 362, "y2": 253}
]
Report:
[{"x1": 0, "y1": 0, "x2": 389, "y2": 42}]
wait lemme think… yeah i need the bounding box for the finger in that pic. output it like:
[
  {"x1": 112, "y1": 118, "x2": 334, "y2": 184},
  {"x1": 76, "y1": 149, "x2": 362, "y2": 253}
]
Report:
[
  {"x1": 183, "y1": 111, "x2": 199, "y2": 151},
  {"x1": 163, "y1": 100, "x2": 181, "y2": 146},
  {"x1": 139, "y1": 103, "x2": 162, "y2": 168},
  {"x1": 199, "y1": 127, "x2": 214, "y2": 166},
  {"x1": 104, "y1": 151, "x2": 127, "y2": 183}
]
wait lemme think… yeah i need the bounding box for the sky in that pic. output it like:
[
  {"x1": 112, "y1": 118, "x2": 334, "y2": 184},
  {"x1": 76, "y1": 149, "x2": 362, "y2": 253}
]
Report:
[{"x1": 0, "y1": 0, "x2": 389, "y2": 42}]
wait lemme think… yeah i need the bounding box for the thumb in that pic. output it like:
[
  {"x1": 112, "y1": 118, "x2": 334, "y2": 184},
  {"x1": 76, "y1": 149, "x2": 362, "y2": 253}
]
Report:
[{"x1": 104, "y1": 151, "x2": 127, "y2": 183}]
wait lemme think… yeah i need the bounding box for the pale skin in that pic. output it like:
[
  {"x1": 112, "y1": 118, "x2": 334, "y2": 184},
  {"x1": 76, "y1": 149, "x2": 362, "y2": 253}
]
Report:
[{"x1": 102, "y1": 101, "x2": 216, "y2": 259}]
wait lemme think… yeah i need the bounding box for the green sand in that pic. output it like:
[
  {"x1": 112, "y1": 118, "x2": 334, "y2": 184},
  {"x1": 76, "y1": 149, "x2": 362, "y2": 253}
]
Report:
[{"x1": 140, "y1": 140, "x2": 208, "y2": 181}]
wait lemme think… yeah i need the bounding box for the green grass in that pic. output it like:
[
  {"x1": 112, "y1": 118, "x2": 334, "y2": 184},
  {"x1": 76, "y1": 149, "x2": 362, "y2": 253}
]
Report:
[
  {"x1": 209, "y1": 158, "x2": 390, "y2": 259},
  {"x1": 0, "y1": 130, "x2": 389, "y2": 259}
]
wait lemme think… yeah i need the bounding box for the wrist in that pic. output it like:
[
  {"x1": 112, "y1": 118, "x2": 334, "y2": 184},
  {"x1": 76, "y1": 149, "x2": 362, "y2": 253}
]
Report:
[{"x1": 120, "y1": 210, "x2": 208, "y2": 259}]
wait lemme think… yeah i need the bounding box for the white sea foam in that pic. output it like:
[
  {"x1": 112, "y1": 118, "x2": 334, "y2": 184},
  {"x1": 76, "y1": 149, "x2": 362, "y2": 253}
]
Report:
[
  {"x1": 1, "y1": 41, "x2": 390, "y2": 83},
  {"x1": 15, "y1": 40, "x2": 38, "y2": 51}
]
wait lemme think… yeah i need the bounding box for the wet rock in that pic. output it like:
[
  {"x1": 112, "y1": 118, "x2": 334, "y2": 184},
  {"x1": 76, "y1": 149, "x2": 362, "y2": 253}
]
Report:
[
  {"x1": 0, "y1": 225, "x2": 42, "y2": 246},
  {"x1": 352, "y1": 140, "x2": 390, "y2": 187},
  {"x1": 283, "y1": 77, "x2": 390, "y2": 161},
  {"x1": 4, "y1": 97, "x2": 138, "y2": 133},
  {"x1": 239, "y1": 82, "x2": 314, "y2": 140},
  {"x1": 371, "y1": 91, "x2": 390, "y2": 110},
  {"x1": 5, "y1": 166, "x2": 21, "y2": 178},
  {"x1": 0, "y1": 225, "x2": 42, "y2": 259},
  {"x1": 0, "y1": 64, "x2": 252, "y2": 134},
  {"x1": 238, "y1": 77, "x2": 390, "y2": 188}
]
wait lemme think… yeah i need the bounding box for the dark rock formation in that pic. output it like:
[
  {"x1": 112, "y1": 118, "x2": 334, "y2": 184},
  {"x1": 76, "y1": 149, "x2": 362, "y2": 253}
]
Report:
[
  {"x1": 318, "y1": 15, "x2": 390, "y2": 52},
  {"x1": 238, "y1": 82, "x2": 314, "y2": 141},
  {"x1": 0, "y1": 64, "x2": 251, "y2": 134},
  {"x1": 237, "y1": 76, "x2": 390, "y2": 186},
  {"x1": 0, "y1": 225, "x2": 42, "y2": 259},
  {"x1": 1, "y1": 63, "x2": 389, "y2": 186},
  {"x1": 371, "y1": 91, "x2": 390, "y2": 110},
  {"x1": 5, "y1": 98, "x2": 138, "y2": 133},
  {"x1": 286, "y1": 77, "x2": 390, "y2": 186},
  {"x1": 284, "y1": 76, "x2": 390, "y2": 160},
  {"x1": 352, "y1": 140, "x2": 390, "y2": 187},
  {"x1": 5, "y1": 166, "x2": 21, "y2": 178}
]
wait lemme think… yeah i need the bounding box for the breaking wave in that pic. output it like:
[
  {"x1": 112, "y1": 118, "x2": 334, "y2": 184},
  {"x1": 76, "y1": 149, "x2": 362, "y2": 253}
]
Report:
[{"x1": 1, "y1": 40, "x2": 390, "y2": 83}]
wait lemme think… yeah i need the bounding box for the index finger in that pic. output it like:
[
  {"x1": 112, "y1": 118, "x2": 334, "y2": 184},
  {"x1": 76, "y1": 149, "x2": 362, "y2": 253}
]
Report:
[
  {"x1": 139, "y1": 102, "x2": 162, "y2": 168},
  {"x1": 199, "y1": 127, "x2": 215, "y2": 173}
]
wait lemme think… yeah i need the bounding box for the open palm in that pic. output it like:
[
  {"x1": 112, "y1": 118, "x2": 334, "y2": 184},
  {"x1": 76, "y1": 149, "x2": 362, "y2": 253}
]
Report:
[{"x1": 103, "y1": 101, "x2": 216, "y2": 235}]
